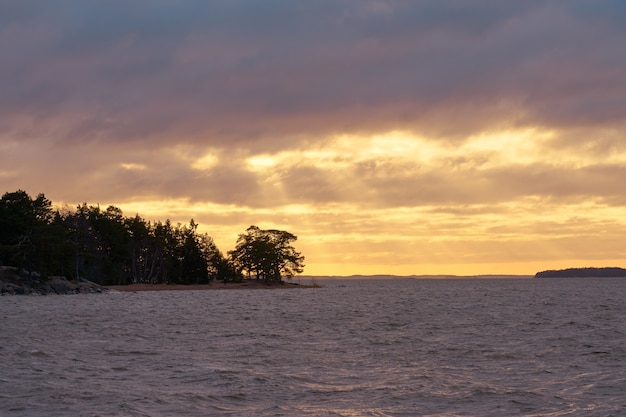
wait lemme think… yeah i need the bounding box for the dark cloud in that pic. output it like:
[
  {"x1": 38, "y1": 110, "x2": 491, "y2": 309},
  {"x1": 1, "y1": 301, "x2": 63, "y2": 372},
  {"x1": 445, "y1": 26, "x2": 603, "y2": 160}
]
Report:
[{"x1": 2, "y1": 1, "x2": 625, "y2": 151}]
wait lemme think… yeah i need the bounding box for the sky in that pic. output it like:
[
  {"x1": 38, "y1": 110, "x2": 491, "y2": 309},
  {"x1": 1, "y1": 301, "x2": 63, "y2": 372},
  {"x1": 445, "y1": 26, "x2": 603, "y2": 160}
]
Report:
[{"x1": 2, "y1": 1, "x2": 626, "y2": 276}]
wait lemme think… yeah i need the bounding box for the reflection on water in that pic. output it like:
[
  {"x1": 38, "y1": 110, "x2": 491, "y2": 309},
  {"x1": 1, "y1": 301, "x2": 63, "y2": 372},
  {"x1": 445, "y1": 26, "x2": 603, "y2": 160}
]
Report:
[{"x1": 1, "y1": 278, "x2": 626, "y2": 416}]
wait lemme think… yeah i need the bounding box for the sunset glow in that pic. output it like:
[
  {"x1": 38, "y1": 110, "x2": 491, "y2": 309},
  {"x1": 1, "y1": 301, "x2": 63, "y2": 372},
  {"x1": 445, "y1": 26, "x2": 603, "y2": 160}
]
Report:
[{"x1": 3, "y1": 1, "x2": 626, "y2": 276}]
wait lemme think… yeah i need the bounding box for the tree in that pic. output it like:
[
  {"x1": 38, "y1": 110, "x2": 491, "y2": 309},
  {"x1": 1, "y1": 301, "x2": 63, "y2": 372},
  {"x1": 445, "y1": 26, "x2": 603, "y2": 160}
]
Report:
[
  {"x1": 228, "y1": 225, "x2": 305, "y2": 282},
  {"x1": 89, "y1": 205, "x2": 132, "y2": 285},
  {"x1": 126, "y1": 214, "x2": 165, "y2": 284},
  {"x1": 58, "y1": 203, "x2": 100, "y2": 281},
  {"x1": 196, "y1": 232, "x2": 227, "y2": 281},
  {"x1": 0, "y1": 189, "x2": 243, "y2": 285},
  {"x1": 178, "y1": 219, "x2": 209, "y2": 284},
  {"x1": 0, "y1": 190, "x2": 59, "y2": 274},
  {"x1": 152, "y1": 219, "x2": 179, "y2": 283}
]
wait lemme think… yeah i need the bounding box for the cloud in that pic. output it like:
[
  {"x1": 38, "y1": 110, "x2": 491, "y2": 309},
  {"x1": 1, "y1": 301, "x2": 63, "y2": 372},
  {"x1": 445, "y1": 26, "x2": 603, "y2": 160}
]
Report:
[
  {"x1": 3, "y1": 1, "x2": 626, "y2": 274},
  {"x1": 3, "y1": 1, "x2": 626, "y2": 150}
]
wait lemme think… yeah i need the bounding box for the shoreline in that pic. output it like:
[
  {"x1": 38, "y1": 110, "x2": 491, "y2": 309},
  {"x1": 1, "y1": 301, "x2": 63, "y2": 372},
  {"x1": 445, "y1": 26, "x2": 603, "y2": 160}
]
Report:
[{"x1": 105, "y1": 280, "x2": 318, "y2": 292}]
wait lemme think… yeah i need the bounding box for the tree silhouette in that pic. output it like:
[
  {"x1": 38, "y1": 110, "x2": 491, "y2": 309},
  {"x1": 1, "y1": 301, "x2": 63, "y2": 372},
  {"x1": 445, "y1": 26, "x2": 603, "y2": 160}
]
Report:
[
  {"x1": 229, "y1": 225, "x2": 305, "y2": 282},
  {"x1": 1, "y1": 190, "x2": 305, "y2": 286},
  {"x1": 0, "y1": 190, "x2": 59, "y2": 275}
]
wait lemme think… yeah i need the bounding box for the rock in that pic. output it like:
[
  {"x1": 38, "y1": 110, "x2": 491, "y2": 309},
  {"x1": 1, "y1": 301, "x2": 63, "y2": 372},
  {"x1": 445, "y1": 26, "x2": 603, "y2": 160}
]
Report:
[
  {"x1": 46, "y1": 277, "x2": 76, "y2": 294},
  {"x1": 0, "y1": 281, "x2": 24, "y2": 295},
  {"x1": 0, "y1": 267, "x2": 106, "y2": 295}
]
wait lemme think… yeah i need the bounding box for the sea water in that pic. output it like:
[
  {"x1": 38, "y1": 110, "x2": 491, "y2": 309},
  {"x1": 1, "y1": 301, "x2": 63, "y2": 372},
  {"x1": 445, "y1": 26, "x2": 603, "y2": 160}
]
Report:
[{"x1": 1, "y1": 278, "x2": 625, "y2": 416}]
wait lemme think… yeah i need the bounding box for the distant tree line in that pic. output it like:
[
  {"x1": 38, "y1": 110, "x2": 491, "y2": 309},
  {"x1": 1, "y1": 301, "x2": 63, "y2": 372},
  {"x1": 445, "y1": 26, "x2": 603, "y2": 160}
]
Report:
[
  {"x1": 535, "y1": 267, "x2": 626, "y2": 278},
  {"x1": 0, "y1": 190, "x2": 304, "y2": 286}
]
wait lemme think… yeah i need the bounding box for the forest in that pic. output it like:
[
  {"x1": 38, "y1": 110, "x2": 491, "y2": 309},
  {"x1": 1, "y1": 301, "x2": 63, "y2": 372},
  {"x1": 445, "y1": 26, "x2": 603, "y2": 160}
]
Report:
[
  {"x1": 535, "y1": 267, "x2": 626, "y2": 278},
  {"x1": 0, "y1": 190, "x2": 304, "y2": 286}
]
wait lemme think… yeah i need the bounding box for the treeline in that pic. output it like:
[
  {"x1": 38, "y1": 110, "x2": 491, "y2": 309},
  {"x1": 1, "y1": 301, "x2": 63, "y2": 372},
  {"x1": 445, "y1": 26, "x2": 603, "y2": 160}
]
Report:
[
  {"x1": 535, "y1": 267, "x2": 626, "y2": 278},
  {"x1": 0, "y1": 190, "x2": 304, "y2": 286}
]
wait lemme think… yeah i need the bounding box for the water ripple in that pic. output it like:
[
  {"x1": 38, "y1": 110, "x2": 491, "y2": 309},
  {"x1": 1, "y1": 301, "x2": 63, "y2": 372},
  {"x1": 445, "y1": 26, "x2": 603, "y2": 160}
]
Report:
[{"x1": 2, "y1": 278, "x2": 626, "y2": 416}]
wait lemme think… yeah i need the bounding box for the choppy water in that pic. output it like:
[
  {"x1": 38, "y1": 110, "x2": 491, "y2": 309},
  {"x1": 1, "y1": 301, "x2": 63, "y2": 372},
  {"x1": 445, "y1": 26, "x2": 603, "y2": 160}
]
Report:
[{"x1": 1, "y1": 278, "x2": 626, "y2": 416}]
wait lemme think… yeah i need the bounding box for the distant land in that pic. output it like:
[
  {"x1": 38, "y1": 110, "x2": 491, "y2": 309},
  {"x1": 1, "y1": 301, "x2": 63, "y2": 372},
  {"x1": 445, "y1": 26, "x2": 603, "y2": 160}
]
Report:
[
  {"x1": 298, "y1": 274, "x2": 532, "y2": 280},
  {"x1": 535, "y1": 267, "x2": 626, "y2": 278}
]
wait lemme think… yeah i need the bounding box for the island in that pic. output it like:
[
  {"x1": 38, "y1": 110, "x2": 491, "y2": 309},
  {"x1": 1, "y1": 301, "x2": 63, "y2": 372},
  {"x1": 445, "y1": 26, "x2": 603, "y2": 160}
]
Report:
[{"x1": 535, "y1": 267, "x2": 626, "y2": 278}]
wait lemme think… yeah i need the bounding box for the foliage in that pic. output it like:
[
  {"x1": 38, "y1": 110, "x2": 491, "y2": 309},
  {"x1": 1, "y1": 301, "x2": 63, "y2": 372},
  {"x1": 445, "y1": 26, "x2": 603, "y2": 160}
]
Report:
[
  {"x1": 0, "y1": 190, "x2": 305, "y2": 286},
  {"x1": 0, "y1": 190, "x2": 62, "y2": 276},
  {"x1": 228, "y1": 225, "x2": 305, "y2": 282},
  {"x1": 0, "y1": 190, "x2": 306, "y2": 285},
  {"x1": 0, "y1": 190, "x2": 233, "y2": 285}
]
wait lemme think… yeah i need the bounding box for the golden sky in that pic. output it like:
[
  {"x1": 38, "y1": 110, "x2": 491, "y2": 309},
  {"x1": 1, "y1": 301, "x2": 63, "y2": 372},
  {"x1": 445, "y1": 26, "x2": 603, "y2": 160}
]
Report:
[{"x1": 2, "y1": 1, "x2": 626, "y2": 276}]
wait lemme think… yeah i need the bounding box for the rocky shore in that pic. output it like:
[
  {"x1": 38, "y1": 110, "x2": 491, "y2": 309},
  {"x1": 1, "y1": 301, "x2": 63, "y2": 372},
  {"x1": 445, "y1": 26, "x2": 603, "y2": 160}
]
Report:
[
  {"x1": 1, "y1": 266, "x2": 320, "y2": 295},
  {"x1": 0, "y1": 266, "x2": 105, "y2": 295}
]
